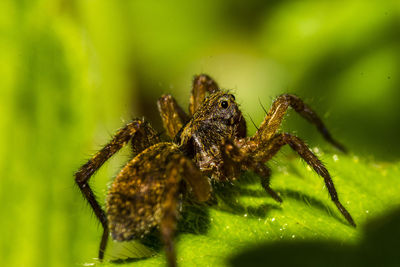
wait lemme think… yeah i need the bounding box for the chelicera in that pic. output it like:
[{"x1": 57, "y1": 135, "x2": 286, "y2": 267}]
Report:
[{"x1": 75, "y1": 74, "x2": 355, "y2": 267}]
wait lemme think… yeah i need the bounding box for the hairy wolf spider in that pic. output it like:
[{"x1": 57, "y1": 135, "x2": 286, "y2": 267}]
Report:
[{"x1": 75, "y1": 74, "x2": 355, "y2": 267}]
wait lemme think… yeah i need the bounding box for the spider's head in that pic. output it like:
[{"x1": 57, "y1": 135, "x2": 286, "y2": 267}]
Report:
[{"x1": 194, "y1": 91, "x2": 247, "y2": 137}]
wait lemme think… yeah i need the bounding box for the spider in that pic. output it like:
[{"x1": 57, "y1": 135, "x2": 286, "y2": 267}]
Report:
[{"x1": 75, "y1": 74, "x2": 356, "y2": 267}]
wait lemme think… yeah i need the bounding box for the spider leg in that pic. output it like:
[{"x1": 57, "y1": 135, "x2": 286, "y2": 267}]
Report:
[
  {"x1": 161, "y1": 155, "x2": 211, "y2": 267},
  {"x1": 252, "y1": 94, "x2": 347, "y2": 152},
  {"x1": 130, "y1": 121, "x2": 162, "y2": 155},
  {"x1": 222, "y1": 141, "x2": 281, "y2": 202},
  {"x1": 74, "y1": 119, "x2": 160, "y2": 259},
  {"x1": 254, "y1": 164, "x2": 283, "y2": 203},
  {"x1": 178, "y1": 158, "x2": 211, "y2": 202},
  {"x1": 189, "y1": 74, "x2": 220, "y2": 115},
  {"x1": 158, "y1": 94, "x2": 189, "y2": 139},
  {"x1": 255, "y1": 133, "x2": 356, "y2": 227},
  {"x1": 160, "y1": 188, "x2": 178, "y2": 267}
]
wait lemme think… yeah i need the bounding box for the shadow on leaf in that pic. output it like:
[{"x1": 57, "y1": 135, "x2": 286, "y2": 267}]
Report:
[
  {"x1": 229, "y1": 207, "x2": 400, "y2": 267},
  {"x1": 212, "y1": 177, "x2": 281, "y2": 218},
  {"x1": 280, "y1": 189, "x2": 346, "y2": 225}
]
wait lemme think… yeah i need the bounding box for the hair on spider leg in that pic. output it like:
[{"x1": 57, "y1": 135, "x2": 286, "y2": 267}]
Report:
[
  {"x1": 246, "y1": 113, "x2": 259, "y2": 131},
  {"x1": 258, "y1": 97, "x2": 268, "y2": 116}
]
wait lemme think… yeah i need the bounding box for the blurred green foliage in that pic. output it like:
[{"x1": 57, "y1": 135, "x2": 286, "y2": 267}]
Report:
[{"x1": 0, "y1": 0, "x2": 399, "y2": 266}]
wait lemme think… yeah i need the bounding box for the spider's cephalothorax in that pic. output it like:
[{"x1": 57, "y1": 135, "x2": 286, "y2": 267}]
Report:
[
  {"x1": 75, "y1": 74, "x2": 356, "y2": 267},
  {"x1": 177, "y1": 91, "x2": 246, "y2": 181}
]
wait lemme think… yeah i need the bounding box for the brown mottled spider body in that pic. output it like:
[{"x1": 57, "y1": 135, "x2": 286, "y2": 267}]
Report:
[{"x1": 75, "y1": 74, "x2": 355, "y2": 267}]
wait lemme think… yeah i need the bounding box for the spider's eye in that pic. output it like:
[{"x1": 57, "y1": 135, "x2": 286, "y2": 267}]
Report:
[{"x1": 220, "y1": 100, "x2": 229, "y2": 109}]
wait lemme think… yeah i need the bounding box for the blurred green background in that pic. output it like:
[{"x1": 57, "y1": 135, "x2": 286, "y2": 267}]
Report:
[{"x1": 0, "y1": 0, "x2": 399, "y2": 266}]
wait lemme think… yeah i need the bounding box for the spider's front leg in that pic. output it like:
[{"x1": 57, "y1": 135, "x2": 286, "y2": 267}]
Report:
[
  {"x1": 158, "y1": 74, "x2": 220, "y2": 140},
  {"x1": 252, "y1": 94, "x2": 347, "y2": 152},
  {"x1": 189, "y1": 74, "x2": 219, "y2": 115},
  {"x1": 158, "y1": 95, "x2": 189, "y2": 139},
  {"x1": 74, "y1": 119, "x2": 160, "y2": 259}
]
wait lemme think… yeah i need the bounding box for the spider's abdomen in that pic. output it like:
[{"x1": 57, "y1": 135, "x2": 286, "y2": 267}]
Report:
[{"x1": 106, "y1": 142, "x2": 181, "y2": 241}]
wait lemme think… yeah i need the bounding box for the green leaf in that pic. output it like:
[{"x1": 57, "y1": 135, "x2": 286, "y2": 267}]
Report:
[{"x1": 96, "y1": 152, "x2": 400, "y2": 266}]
